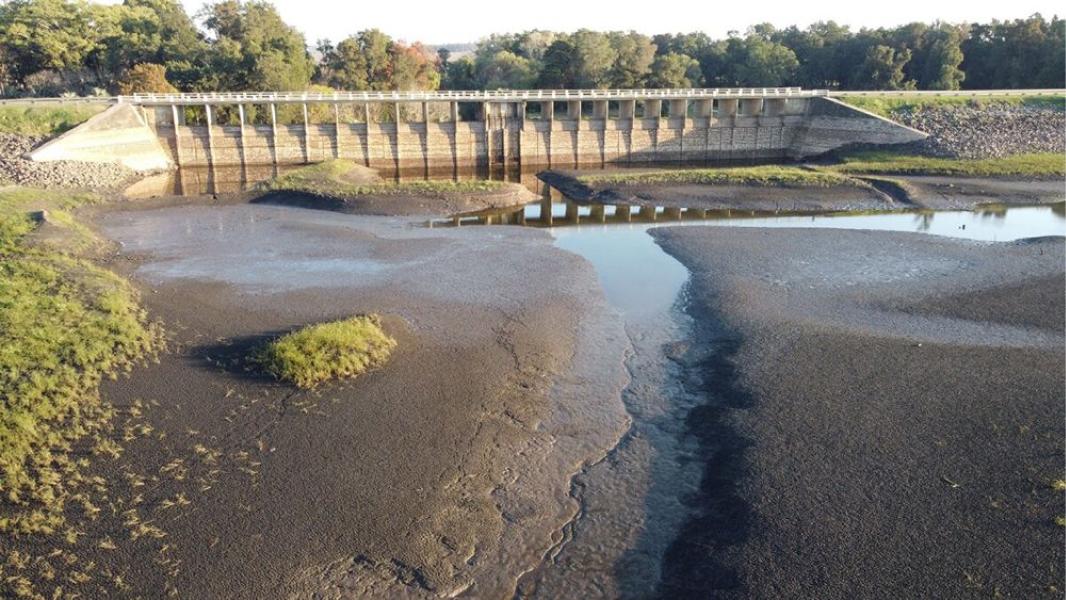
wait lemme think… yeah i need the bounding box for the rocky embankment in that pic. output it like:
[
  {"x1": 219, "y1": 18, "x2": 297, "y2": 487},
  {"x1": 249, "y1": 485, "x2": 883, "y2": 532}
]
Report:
[
  {"x1": 0, "y1": 133, "x2": 134, "y2": 188},
  {"x1": 891, "y1": 102, "x2": 1065, "y2": 158}
]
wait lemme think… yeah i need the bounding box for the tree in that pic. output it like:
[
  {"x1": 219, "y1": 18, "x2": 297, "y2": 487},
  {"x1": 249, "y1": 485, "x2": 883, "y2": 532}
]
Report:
[
  {"x1": 0, "y1": 0, "x2": 102, "y2": 85},
  {"x1": 733, "y1": 36, "x2": 798, "y2": 86},
  {"x1": 855, "y1": 45, "x2": 912, "y2": 89},
  {"x1": 389, "y1": 42, "x2": 440, "y2": 90},
  {"x1": 570, "y1": 30, "x2": 617, "y2": 88},
  {"x1": 537, "y1": 39, "x2": 577, "y2": 88},
  {"x1": 607, "y1": 31, "x2": 656, "y2": 87},
  {"x1": 475, "y1": 50, "x2": 535, "y2": 89},
  {"x1": 647, "y1": 52, "x2": 702, "y2": 87},
  {"x1": 201, "y1": 0, "x2": 313, "y2": 91},
  {"x1": 921, "y1": 29, "x2": 965, "y2": 90},
  {"x1": 116, "y1": 62, "x2": 178, "y2": 94}
]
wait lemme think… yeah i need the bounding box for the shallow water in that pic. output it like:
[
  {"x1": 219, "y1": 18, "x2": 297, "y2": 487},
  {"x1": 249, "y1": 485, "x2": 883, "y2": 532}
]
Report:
[{"x1": 511, "y1": 200, "x2": 1065, "y2": 596}]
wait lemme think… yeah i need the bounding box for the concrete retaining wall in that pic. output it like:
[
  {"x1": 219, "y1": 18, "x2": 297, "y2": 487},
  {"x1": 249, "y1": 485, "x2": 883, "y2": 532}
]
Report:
[{"x1": 28, "y1": 102, "x2": 172, "y2": 171}]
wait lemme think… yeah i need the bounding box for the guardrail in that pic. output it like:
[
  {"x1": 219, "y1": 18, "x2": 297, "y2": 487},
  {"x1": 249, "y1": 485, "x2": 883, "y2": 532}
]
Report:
[
  {"x1": 2, "y1": 88, "x2": 1061, "y2": 106},
  {"x1": 123, "y1": 87, "x2": 815, "y2": 105},
  {"x1": 829, "y1": 89, "x2": 1065, "y2": 97}
]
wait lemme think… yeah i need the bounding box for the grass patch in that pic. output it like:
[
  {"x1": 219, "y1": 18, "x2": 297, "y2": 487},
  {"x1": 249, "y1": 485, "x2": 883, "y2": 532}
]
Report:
[
  {"x1": 831, "y1": 151, "x2": 1065, "y2": 177},
  {"x1": 0, "y1": 102, "x2": 108, "y2": 136},
  {"x1": 839, "y1": 94, "x2": 1065, "y2": 118},
  {"x1": 0, "y1": 186, "x2": 163, "y2": 534},
  {"x1": 256, "y1": 315, "x2": 396, "y2": 389},
  {"x1": 577, "y1": 165, "x2": 856, "y2": 187},
  {"x1": 265, "y1": 159, "x2": 508, "y2": 197}
]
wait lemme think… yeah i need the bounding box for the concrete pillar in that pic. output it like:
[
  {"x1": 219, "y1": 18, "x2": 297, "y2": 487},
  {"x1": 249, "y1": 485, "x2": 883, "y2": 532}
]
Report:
[
  {"x1": 422, "y1": 102, "x2": 430, "y2": 123},
  {"x1": 593, "y1": 100, "x2": 608, "y2": 119},
  {"x1": 238, "y1": 104, "x2": 247, "y2": 166},
  {"x1": 204, "y1": 104, "x2": 215, "y2": 166},
  {"x1": 333, "y1": 103, "x2": 342, "y2": 159},
  {"x1": 669, "y1": 99, "x2": 687, "y2": 119},
  {"x1": 483, "y1": 102, "x2": 492, "y2": 168},
  {"x1": 616, "y1": 204, "x2": 631, "y2": 222},
  {"x1": 739, "y1": 98, "x2": 763, "y2": 116},
  {"x1": 542, "y1": 101, "x2": 554, "y2": 122},
  {"x1": 638, "y1": 205, "x2": 657, "y2": 221},
  {"x1": 565, "y1": 201, "x2": 579, "y2": 224},
  {"x1": 695, "y1": 99, "x2": 713, "y2": 118},
  {"x1": 764, "y1": 98, "x2": 786, "y2": 116},
  {"x1": 717, "y1": 99, "x2": 738, "y2": 118},
  {"x1": 540, "y1": 194, "x2": 553, "y2": 226},
  {"x1": 618, "y1": 100, "x2": 636, "y2": 119},
  {"x1": 450, "y1": 102, "x2": 459, "y2": 123},
  {"x1": 567, "y1": 100, "x2": 581, "y2": 120},
  {"x1": 644, "y1": 100, "x2": 662, "y2": 119},
  {"x1": 394, "y1": 102, "x2": 402, "y2": 169},
  {"x1": 270, "y1": 103, "x2": 278, "y2": 165},
  {"x1": 590, "y1": 204, "x2": 605, "y2": 223},
  {"x1": 170, "y1": 104, "x2": 183, "y2": 167},
  {"x1": 302, "y1": 103, "x2": 311, "y2": 163},
  {"x1": 364, "y1": 103, "x2": 371, "y2": 124}
]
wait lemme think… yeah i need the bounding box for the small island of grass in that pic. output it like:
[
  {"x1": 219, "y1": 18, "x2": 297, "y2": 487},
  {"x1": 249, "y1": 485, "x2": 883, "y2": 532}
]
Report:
[{"x1": 256, "y1": 315, "x2": 396, "y2": 389}]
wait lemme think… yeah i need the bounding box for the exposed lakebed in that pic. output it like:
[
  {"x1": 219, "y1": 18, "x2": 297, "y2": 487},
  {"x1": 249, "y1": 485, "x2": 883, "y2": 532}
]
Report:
[{"x1": 94, "y1": 196, "x2": 1064, "y2": 597}]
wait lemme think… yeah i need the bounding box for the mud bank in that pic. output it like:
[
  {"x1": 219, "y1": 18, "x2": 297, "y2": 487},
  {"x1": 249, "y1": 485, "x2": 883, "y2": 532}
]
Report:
[
  {"x1": 651, "y1": 227, "x2": 1065, "y2": 598},
  {"x1": 540, "y1": 168, "x2": 1064, "y2": 212},
  {"x1": 80, "y1": 203, "x2": 630, "y2": 598}
]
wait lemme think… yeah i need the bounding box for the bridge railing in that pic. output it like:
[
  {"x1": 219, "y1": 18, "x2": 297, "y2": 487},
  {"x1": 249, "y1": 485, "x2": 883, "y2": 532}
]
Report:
[{"x1": 123, "y1": 87, "x2": 817, "y2": 105}]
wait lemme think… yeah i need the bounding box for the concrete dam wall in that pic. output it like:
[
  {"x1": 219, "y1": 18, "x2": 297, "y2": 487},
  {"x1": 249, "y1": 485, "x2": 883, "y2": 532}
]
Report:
[{"x1": 29, "y1": 89, "x2": 927, "y2": 172}]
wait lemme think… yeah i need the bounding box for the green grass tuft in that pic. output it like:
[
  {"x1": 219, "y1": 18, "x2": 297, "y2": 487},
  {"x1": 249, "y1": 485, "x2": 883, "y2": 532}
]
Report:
[
  {"x1": 0, "y1": 103, "x2": 108, "y2": 136},
  {"x1": 578, "y1": 165, "x2": 855, "y2": 187},
  {"x1": 256, "y1": 316, "x2": 396, "y2": 389},
  {"x1": 840, "y1": 94, "x2": 1066, "y2": 118},
  {"x1": 831, "y1": 151, "x2": 1065, "y2": 177},
  {"x1": 265, "y1": 159, "x2": 508, "y2": 197},
  {"x1": 0, "y1": 186, "x2": 163, "y2": 527}
]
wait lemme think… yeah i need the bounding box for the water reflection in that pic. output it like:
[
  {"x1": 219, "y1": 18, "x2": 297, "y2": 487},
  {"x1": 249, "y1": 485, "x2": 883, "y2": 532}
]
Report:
[{"x1": 429, "y1": 198, "x2": 1066, "y2": 242}]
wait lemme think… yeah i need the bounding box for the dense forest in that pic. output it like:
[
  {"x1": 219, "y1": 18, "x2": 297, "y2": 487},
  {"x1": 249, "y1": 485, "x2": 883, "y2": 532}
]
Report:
[{"x1": 0, "y1": 0, "x2": 1062, "y2": 96}]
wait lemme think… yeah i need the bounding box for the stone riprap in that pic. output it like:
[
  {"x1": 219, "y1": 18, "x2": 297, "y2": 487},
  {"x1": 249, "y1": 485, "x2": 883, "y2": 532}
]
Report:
[
  {"x1": 0, "y1": 133, "x2": 134, "y2": 188},
  {"x1": 892, "y1": 103, "x2": 1065, "y2": 158}
]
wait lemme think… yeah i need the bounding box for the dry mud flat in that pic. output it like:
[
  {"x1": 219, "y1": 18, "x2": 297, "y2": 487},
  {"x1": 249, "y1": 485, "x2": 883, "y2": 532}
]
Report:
[
  {"x1": 651, "y1": 227, "x2": 1065, "y2": 598},
  {"x1": 88, "y1": 202, "x2": 631, "y2": 598}
]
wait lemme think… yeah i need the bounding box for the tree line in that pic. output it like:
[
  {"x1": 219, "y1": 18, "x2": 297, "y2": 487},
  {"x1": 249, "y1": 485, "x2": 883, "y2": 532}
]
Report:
[{"x1": 0, "y1": 0, "x2": 1061, "y2": 97}]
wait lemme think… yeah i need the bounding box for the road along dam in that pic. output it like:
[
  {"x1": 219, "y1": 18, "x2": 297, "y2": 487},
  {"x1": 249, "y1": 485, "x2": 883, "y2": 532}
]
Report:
[{"x1": 30, "y1": 88, "x2": 928, "y2": 172}]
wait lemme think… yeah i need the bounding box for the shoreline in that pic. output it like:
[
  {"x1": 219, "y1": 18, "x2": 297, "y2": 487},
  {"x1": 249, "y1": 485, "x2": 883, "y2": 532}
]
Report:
[
  {"x1": 77, "y1": 202, "x2": 632, "y2": 598},
  {"x1": 650, "y1": 227, "x2": 1065, "y2": 598}
]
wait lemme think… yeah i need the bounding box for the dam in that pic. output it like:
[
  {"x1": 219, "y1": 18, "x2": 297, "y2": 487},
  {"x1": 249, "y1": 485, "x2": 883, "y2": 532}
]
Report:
[{"x1": 29, "y1": 88, "x2": 927, "y2": 172}]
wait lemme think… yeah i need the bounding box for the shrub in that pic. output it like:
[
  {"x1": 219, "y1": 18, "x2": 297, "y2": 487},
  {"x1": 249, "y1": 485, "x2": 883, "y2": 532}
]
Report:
[{"x1": 256, "y1": 316, "x2": 396, "y2": 389}]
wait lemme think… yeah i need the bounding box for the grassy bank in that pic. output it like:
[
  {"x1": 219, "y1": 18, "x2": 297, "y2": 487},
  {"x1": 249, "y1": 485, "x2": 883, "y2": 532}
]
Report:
[
  {"x1": 840, "y1": 94, "x2": 1065, "y2": 117},
  {"x1": 831, "y1": 151, "x2": 1065, "y2": 177},
  {"x1": 265, "y1": 159, "x2": 508, "y2": 197},
  {"x1": 257, "y1": 316, "x2": 395, "y2": 389},
  {"x1": 0, "y1": 102, "x2": 108, "y2": 136},
  {"x1": 577, "y1": 165, "x2": 856, "y2": 187},
  {"x1": 0, "y1": 187, "x2": 163, "y2": 536}
]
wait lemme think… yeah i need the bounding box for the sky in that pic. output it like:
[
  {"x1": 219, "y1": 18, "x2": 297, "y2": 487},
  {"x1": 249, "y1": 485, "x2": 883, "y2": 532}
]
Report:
[{"x1": 168, "y1": 0, "x2": 1062, "y2": 45}]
